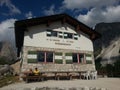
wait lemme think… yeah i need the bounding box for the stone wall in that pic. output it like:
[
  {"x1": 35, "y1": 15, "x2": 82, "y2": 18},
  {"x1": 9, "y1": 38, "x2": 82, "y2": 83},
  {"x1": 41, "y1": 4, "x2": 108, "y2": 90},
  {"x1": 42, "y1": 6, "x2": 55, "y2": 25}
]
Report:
[
  {"x1": 2, "y1": 87, "x2": 107, "y2": 90},
  {"x1": 11, "y1": 61, "x2": 21, "y2": 75},
  {"x1": 21, "y1": 46, "x2": 95, "y2": 72},
  {"x1": 21, "y1": 63, "x2": 95, "y2": 72}
]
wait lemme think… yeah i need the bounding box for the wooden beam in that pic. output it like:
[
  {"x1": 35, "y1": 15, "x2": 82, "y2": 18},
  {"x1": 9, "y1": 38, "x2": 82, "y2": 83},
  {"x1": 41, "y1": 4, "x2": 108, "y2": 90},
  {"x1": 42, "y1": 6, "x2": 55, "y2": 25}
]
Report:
[
  {"x1": 90, "y1": 34, "x2": 95, "y2": 40},
  {"x1": 76, "y1": 25, "x2": 80, "y2": 31},
  {"x1": 46, "y1": 20, "x2": 51, "y2": 27},
  {"x1": 61, "y1": 17, "x2": 66, "y2": 24}
]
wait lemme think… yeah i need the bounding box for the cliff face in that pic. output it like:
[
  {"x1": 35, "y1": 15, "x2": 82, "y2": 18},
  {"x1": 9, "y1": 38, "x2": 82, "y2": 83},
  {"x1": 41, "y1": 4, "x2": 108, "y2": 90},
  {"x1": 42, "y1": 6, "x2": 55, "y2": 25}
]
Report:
[
  {"x1": 94, "y1": 22, "x2": 120, "y2": 66},
  {"x1": 0, "y1": 41, "x2": 16, "y2": 65}
]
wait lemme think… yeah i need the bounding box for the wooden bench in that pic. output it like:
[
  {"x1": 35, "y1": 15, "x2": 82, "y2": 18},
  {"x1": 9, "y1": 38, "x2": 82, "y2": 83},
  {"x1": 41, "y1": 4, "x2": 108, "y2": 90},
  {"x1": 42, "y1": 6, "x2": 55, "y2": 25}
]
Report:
[
  {"x1": 22, "y1": 75, "x2": 40, "y2": 83},
  {"x1": 21, "y1": 71, "x2": 86, "y2": 82},
  {"x1": 54, "y1": 72, "x2": 72, "y2": 80},
  {"x1": 21, "y1": 72, "x2": 46, "y2": 83}
]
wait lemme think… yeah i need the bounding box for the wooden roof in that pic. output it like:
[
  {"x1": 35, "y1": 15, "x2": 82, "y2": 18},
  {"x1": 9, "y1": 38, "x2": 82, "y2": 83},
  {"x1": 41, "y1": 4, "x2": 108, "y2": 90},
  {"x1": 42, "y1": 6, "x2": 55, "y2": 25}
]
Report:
[{"x1": 15, "y1": 13, "x2": 101, "y2": 57}]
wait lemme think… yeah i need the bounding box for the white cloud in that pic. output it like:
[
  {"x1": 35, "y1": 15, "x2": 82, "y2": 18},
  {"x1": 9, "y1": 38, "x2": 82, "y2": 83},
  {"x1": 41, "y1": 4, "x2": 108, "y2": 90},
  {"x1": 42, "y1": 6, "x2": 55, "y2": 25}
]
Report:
[
  {"x1": 43, "y1": 4, "x2": 65, "y2": 16},
  {"x1": 62, "y1": 0, "x2": 119, "y2": 10},
  {"x1": 59, "y1": 0, "x2": 120, "y2": 27},
  {"x1": 0, "y1": 0, "x2": 21, "y2": 15},
  {"x1": 42, "y1": 0, "x2": 120, "y2": 27},
  {"x1": 104, "y1": 6, "x2": 120, "y2": 22},
  {"x1": 25, "y1": 11, "x2": 33, "y2": 19},
  {"x1": 43, "y1": 5, "x2": 56, "y2": 15},
  {"x1": 77, "y1": 6, "x2": 120, "y2": 27},
  {"x1": 0, "y1": 19, "x2": 16, "y2": 47}
]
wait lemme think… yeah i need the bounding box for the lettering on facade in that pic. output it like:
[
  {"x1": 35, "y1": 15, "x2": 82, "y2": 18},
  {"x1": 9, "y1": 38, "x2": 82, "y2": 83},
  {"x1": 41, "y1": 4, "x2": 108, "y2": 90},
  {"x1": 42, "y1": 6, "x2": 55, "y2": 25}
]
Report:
[
  {"x1": 47, "y1": 38, "x2": 74, "y2": 46},
  {"x1": 55, "y1": 42, "x2": 71, "y2": 46}
]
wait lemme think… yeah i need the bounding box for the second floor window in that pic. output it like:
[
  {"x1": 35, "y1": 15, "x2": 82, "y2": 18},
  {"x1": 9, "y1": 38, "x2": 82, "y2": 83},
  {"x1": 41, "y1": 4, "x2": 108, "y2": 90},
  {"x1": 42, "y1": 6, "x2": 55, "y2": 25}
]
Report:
[
  {"x1": 51, "y1": 31, "x2": 57, "y2": 37},
  {"x1": 67, "y1": 33, "x2": 73, "y2": 39},
  {"x1": 46, "y1": 29, "x2": 78, "y2": 40},
  {"x1": 46, "y1": 30, "x2": 52, "y2": 37}
]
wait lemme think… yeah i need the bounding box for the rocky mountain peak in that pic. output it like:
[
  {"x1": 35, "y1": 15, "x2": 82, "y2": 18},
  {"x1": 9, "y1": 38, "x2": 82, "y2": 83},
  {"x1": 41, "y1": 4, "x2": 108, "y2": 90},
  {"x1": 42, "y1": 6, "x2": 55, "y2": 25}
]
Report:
[
  {"x1": 0, "y1": 41, "x2": 16, "y2": 65},
  {"x1": 94, "y1": 22, "x2": 120, "y2": 66}
]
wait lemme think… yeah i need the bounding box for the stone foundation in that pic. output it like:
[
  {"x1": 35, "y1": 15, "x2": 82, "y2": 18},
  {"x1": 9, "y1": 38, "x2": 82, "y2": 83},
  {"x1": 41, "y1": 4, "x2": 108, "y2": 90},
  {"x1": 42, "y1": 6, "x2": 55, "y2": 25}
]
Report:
[{"x1": 21, "y1": 63, "x2": 95, "y2": 72}]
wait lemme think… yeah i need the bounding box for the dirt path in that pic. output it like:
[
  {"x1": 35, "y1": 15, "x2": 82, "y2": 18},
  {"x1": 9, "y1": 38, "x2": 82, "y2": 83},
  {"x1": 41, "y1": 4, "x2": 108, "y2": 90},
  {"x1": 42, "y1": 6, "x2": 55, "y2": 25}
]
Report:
[{"x1": 1, "y1": 78, "x2": 120, "y2": 90}]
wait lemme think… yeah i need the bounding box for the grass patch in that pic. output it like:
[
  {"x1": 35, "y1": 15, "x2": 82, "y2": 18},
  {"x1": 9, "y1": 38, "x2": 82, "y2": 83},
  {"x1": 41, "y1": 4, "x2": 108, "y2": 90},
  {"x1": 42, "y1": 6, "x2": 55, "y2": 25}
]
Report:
[{"x1": 0, "y1": 75, "x2": 19, "y2": 88}]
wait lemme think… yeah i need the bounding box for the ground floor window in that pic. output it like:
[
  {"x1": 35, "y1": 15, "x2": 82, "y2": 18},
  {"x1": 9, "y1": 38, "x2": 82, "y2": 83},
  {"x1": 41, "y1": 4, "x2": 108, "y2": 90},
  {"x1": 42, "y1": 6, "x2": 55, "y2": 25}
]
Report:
[
  {"x1": 79, "y1": 54, "x2": 84, "y2": 63},
  {"x1": 65, "y1": 53, "x2": 85, "y2": 64},
  {"x1": 37, "y1": 51, "x2": 45, "y2": 62},
  {"x1": 46, "y1": 52, "x2": 53, "y2": 62},
  {"x1": 54, "y1": 52, "x2": 63, "y2": 64},
  {"x1": 72, "y1": 53, "x2": 84, "y2": 63},
  {"x1": 37, "y1": 51, "x2": 53, "y2": 63},
  {"x1": 85, "y1": 54, "x2": 93, "y2": 64},
  {"x1": 27, "y1": 50, "x2": 93, "y2": 64},
  {"x1": 72, "y1": 53, "x2": 78, "y2": 63}
]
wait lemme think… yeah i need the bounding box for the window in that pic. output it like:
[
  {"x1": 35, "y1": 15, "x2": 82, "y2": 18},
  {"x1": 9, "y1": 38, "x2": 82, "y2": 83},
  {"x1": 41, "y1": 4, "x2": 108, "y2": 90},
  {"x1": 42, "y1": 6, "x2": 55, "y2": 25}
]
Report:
[
  {"x1": 74, "y1": 34, "x2": 78, "y2": 40},
  {"x1": 58, "y1": 32, "x2": 63, "y2": 38},
  {"x1": 64, "y1": 32, "x2": 68, "y2": 39},
  {"x1": 79, "y1": 54, "x2": 84, "y2": 63},
  {"x1": 65, "y1": 53, "x2": 72, "y2": 64},
  {"x1": 46, "y1": 30, "x2": 58, "y2": 37},
  {"x1": 46, "y1": 52, "x2": 53, "y2": 62},
  {"x1": 37, "y1": 51, "x2": 45, "y2": 62},
  {"x1": 86, "y1": 54, "x2": 92, "y2": 64},
  {"x1": 27, "y1": 51, "x2": 38, "y2": 63},
  {"x1": 64, "y1": 32, "x2": 73, "y2": 39},
  {"x1": 72, "y1": 53, "x2": 78, "y2": 63},
  {"x1": 55, "y1": 52, "x2": 63, "y2": 64},
  {"x1": 67, "y1": 33, "x2": 73, "y2": 39},
  {"x1": 46, "y1": 29, "x2": 78, "y2": 40},
  {"x1": 72, "y1": 53, "x2": 85, "y2": 63},
  {"x1": 52, "y1": 31, "x2": 57, "y2": 37},
  {"x1": 37, "y1": 51, "x2": 53, "y2": 63},
  {"x1": 46, "y1": 30, "x2": 52, "y2": 37}
]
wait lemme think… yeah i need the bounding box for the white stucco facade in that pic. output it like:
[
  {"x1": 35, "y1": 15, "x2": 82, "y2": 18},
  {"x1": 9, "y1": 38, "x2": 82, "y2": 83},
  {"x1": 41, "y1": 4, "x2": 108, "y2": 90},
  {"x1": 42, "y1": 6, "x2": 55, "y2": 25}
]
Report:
[{"x1": 23, "y1": 22, "x2": 93, "y2": 52}]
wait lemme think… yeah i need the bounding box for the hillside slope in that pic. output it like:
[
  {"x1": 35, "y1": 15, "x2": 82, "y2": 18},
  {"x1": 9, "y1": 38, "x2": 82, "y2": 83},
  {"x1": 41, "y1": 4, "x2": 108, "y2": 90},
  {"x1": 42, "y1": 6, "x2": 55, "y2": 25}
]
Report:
[{"x1": 94, "y1": 22, "x2": 120, "y2": 66}]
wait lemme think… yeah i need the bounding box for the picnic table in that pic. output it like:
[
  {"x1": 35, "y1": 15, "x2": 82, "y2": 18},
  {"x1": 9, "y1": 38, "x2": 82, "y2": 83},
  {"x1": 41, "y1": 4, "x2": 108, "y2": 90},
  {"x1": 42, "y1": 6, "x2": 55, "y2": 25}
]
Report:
[{"x1": 21, "y1": 71, "x2": 87, "y2": 83}]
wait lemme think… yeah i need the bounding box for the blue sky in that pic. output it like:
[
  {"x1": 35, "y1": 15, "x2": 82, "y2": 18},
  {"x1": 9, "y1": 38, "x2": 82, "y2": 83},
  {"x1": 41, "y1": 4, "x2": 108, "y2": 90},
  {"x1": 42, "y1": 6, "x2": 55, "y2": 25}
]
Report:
[{"x1": 0, "y1": 0, "x2": 120, "y2": 47}]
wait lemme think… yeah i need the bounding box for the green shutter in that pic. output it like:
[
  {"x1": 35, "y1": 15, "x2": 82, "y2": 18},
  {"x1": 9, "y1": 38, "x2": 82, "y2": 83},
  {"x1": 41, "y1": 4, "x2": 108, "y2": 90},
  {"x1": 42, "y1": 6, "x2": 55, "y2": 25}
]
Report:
[
  {"x1": 65, "y1": 53, "x2": 72, "y2": 56},
  {"x1": 27, "y1": 51, "x2": 37, "y2": 63},
  {"x1": 27, "y1": 59, "x2": 37, "y2": 63},
  {"x1": 86, "y1": 54, "x2": 92, "y2": 57},
  {"x1": 65, "y1": 53, "x2": 73, "y2": 64},
  {"x1": 55, "y1": 52, "x2": 63, "y2": 64},
  {"x1": 86, "y1": 60, "x2": 92, "y2": 64},
  {"x1": 66, "y1": 60, "x2": 72, "y2": 64},
  {"x1": 86, "y1": 54, "x2": 92, "y2": 64},
  {"x1": 74, "y1": 34, "x2": 78, "y2": 40},
  {"x1": 28, "y1": 51, "x2": 37, "y2": 54},
  {"x1": 55, "y1": 59, "x2": 63, "y2": 64},
  {"x1": 55, "y1": 52, "x2": 62, "y2": 56}
]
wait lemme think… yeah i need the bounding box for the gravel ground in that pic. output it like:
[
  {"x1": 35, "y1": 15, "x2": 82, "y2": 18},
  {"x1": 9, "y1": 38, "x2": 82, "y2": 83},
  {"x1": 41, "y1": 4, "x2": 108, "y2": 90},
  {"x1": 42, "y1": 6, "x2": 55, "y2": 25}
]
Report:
[{"x1": 0, "y1": 78, "x2": 120, "y2": 90}]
